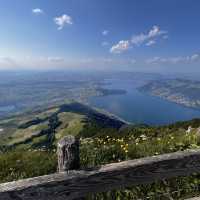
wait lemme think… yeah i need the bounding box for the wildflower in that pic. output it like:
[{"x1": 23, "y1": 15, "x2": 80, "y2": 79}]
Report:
[
  {"x1": 190, "y1": 144, "x2": 199, "y2": 149},
  {"x1": 135, "y1": 138, "x2": 139, "y2": 143}
]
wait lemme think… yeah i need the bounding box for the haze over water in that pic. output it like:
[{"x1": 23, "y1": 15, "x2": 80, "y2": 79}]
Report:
[{"x1": 89, "y1": 79, "x2": 200, "y2": 125}]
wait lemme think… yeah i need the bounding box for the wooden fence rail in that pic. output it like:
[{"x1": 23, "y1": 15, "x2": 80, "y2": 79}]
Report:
[{"x1": 1, "y1": 136, "x2": 200, "y2": 200}]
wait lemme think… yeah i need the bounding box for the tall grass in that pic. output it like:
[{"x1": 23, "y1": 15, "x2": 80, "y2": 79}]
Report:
[{"x1": 1, "y1": 126, "x2": 200, "y2": 199}]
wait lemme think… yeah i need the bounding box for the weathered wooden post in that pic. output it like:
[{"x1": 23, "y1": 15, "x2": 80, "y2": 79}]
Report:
[{"x1": 57, "y1": 135, "x2": 80, "y2": 172}]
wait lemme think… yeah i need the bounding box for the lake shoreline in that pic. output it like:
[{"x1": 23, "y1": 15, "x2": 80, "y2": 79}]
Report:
[{"x1": 88, "y1": 79, "x2": 200, "y2": 125}]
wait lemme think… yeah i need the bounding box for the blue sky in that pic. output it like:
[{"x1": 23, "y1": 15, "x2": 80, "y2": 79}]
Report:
[{"x1": 0, "y1": 0, "x2": 200, "y2": 72}]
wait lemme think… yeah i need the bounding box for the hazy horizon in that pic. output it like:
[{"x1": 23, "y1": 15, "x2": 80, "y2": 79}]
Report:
[{"x1": 0, "y1": 0, "x2": 199, "y2": 73}]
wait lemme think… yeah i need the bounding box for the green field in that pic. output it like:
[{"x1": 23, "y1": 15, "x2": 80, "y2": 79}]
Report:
[{"x1": 1, "y1": 103, "x2": 200, "y2": 199}]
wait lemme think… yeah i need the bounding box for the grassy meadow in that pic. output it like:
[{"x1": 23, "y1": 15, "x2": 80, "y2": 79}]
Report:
[{"x1": 0, "y1": 103, "x2": 200, "y2": 199}]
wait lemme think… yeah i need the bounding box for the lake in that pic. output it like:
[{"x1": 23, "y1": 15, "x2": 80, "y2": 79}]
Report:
[
  {"x1": 0, "y1": 105, "x2": 15, "y2": 112},
  {"x1": 89, "y1": 79, "x2": 200, "y2": 125}
]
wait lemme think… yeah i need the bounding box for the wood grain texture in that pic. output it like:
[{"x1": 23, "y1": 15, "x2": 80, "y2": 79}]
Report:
[
  {"x1": 57, "y1": 136, "x2": 80, "y2": 172},
  {"x1": 1, "y1": 149, "x2": 200, "y2": 200}
]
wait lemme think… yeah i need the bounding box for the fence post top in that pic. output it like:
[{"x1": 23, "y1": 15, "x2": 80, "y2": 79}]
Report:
[
  {"x1": 57, "y1": 135, "x2": 80, "y2": 172},
  {"x1": 57, "y1": 136, "x2": 79, "y2": 148}
]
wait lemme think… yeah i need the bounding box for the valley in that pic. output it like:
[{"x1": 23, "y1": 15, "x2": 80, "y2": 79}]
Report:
[
  {"x1": 1, "y1": 72, "x2": 200, "y2": 199},
  {"x1": 0, "y1": 71, "x2": 127, "y2": 119}
]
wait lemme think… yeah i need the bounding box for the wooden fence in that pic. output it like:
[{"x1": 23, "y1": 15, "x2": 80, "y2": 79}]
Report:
[{"x1": 1, "y1": 135, "x2": 200, "y2": 200}]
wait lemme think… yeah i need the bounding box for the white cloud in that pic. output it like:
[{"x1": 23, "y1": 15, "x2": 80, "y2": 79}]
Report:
[
  {"x1": 32, "y1": 8, "x2": 44, "y2": 15},
  {"x1": 191, "y1": 54, "x2": 199, "y2": 61},
  {"x1": 110, "y1": 40, "x2": 130, "y2": 54},
  {"x1": 146, "y1": 54, "x2": 200, "y2": 64},
  {"x1": 146, "y1": 40, "x2": 156, "y2": 46},
  {"x1": 54, "y1": 14, "x2": 73, "y2": 30},
  {"x1": 169, "y1": 57, "x2": 187, "y2": 64},
  {"x1": 102, "y1": 30, "x2": 109, "y2": 36},
  {"x1": 110, "y1": 25, "x2": 167, "y2": 53},
  {"x1": 131, "y1": 25, "x2": 167, "y2": 46},
  {"x1": 131, "y1": 34, "x2": 147, "y2": 46},
  {"x1": 146, "y1": 57, "x2": 162, "y2": 64},
  {"x1": 149, "y1": 25, "x2": 165, "y2": 37}
]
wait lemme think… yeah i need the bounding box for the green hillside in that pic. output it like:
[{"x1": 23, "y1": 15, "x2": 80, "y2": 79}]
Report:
[
  {"x1": 0, "y1": 103, "x2": 200, "y2": 199},
  {"x1": 0, "y1": 102, "x2": 125, "y2": 151}
]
